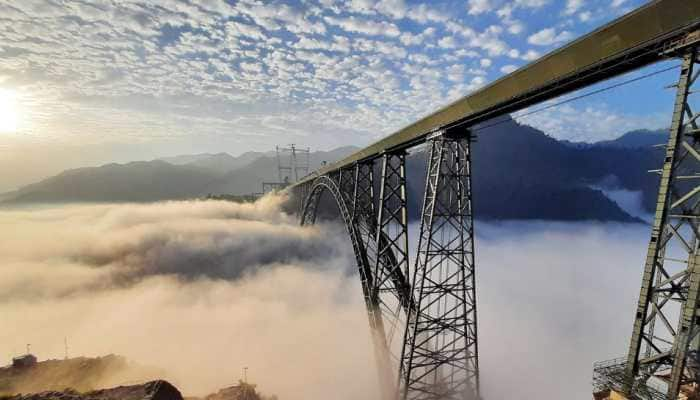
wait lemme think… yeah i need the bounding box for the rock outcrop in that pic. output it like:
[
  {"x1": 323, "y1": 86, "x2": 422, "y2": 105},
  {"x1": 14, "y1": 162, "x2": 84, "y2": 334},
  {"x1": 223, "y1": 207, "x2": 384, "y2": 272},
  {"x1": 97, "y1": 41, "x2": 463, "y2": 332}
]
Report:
[
  {"x1": 0, "y1": 355, "x2": 162, "y2": 396},
  {"x1": 2, "y1": 380, "x2": 182, "y2": 400}
]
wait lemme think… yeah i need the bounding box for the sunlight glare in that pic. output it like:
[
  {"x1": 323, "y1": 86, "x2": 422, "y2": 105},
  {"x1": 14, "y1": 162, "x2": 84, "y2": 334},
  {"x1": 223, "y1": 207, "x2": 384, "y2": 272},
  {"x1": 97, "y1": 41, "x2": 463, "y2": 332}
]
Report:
[{"x1": 0, "y1": 88, "x2": 20, "y2": 133}]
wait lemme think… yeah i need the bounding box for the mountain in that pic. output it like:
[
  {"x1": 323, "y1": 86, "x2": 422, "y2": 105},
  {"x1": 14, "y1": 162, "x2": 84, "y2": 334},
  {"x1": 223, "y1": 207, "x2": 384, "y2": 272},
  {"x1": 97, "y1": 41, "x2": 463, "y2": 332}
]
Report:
[
  {"x1": 203, "y1": 145, "x2": 361, "y2": 195},
  {"x1": 594, "y1": 129, "x2": 667, "y2": 148},
  {"x1": 396, "y1": 119, "x2": 661, "y2": 222},
  {"x1": 158, "y1": 151, "x2": 274, "y2": 175},
  {"x1": 1, "y1": 147, "x2": 361, "y2": 204},
  {"x1": 0, "y1": 123, "x2": 667, "y2": 222},
  {"x1": 3, "y1": 161, "x2": 219, "y2": 204}
]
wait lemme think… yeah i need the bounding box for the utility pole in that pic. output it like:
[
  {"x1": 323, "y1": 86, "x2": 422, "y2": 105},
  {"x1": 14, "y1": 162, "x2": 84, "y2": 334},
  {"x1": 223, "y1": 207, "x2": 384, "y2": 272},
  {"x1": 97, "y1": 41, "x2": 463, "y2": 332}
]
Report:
[
  {"x1": 243, "y1": 367, "x2": 248, "y2": 384},
  {"x1": 64, "y1": 337, "x2": 68, "y2": 360}
]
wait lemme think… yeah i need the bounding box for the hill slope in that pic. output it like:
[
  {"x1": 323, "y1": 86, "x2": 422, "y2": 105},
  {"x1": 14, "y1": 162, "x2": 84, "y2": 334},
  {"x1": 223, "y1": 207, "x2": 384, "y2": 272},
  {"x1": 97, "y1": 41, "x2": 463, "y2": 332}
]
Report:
[
  {"x1": 0, "y1": 355, "x2": 160, "y2": 395},
  {"x1": 594, "y1": 129, "x2": 667, "y2": 149},
  {"x1": 4, "y1": 161, "x2": 218, "y2": 204}
]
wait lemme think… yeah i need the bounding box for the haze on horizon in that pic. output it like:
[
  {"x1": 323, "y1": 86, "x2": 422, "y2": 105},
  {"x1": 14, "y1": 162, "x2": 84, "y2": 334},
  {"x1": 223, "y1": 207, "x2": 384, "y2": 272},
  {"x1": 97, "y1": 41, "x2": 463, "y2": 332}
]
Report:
[{"x1": 0, "y1": 0, "x2": 677, "y2": 192}]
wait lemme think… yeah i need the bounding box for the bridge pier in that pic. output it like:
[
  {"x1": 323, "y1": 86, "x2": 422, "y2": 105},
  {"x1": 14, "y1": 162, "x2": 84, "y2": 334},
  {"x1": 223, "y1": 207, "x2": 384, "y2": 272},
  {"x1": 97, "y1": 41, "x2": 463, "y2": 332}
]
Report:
[
  {"x1": 295, "y1": 129, "x2": 479, "y2": 400},
  {"x1": 593, "y1": 45, "x2": 700, "y2": 400},
  {"x1": 400, "y1": 129, "x2": 479, "y2": 400}
]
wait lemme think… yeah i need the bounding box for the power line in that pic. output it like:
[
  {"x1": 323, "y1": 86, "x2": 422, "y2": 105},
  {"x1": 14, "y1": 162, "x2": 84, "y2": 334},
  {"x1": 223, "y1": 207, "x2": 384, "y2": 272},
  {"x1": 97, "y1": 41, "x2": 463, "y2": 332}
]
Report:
[{"x1": 471, "y1": 63, "x2": 681, "y2": 134}]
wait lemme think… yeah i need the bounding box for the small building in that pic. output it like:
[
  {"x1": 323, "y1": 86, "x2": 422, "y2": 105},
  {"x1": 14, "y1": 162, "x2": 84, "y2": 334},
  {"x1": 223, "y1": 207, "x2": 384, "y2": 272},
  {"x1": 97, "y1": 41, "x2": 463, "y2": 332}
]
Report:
[{"x1": 12, "y1": 354, "x2": 37, "y2": 368}]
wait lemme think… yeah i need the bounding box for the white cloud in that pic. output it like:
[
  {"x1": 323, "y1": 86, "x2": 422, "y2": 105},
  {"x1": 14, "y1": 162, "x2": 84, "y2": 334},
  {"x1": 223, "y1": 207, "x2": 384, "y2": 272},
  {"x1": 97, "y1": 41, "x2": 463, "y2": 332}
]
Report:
[
  {"x1": 324, "y1": 16, "x2": 401, "y2": 37},
  {"x1": 455, "y1": 49, "x2": 481, "y2": 58},
  {"x1": 446, "y1": 64, "x2": 465, "y2": 82},
  {"x1": 226, "y1": 21, "x2": 266, "y2": 40},
  {"x1": 445, "y1": 23, "x2": 509, "y2": 57},
  {"x1": 612, "y1": 0, "x2": 628, "y2": 7},
  {"x1": 564, "y1": 0, "x2": 584, "y2": 15},
  {"x1": 500, "y1": 64, "x2": 518, "y2": 74},
  {"x1": 514, "y1": 0, "x2": 550, "y2": 8},
  {"x1": 527, "y1": 28, "x2": 574, "y2": 46},
  {"x1": 522, "y1": 49, "x2": 541, "y2": 61},
  {"x1": 399, "y1": 27, "x2": 435, "y2": 46},
  {"x1": 506, "y1": 20, "x2": 525, "y2": 35},
  {"x1": 438, "y1": 36, "x2": 458, "y2": 49},
  {"x1": 579, "y1": 11, "x2": 592, "y2": 22},
  {"x1": 467, "y1": 0, "x2": 493, "y2": 15},
  {"x1": 354, "y1": 38, "x2": 407, "y2": 58},
  {"x1": 347, "y1": 0, "x2": 409, "y2": 19},
  {"x1": 480, "y1": 58, "x2": 492, "y2": 68},
  {"x1": 375, "y1": 0, "x2": 408, "y2": 19},
  {"x1": 516, "y1": 103, "x2": 668, "y2": 142},
  {"x1": 406, "y1": 4, "x2": 449, "y2": 24},
  {"x1": 294, "y1": 36, "x2": 351, "y2": 53}
]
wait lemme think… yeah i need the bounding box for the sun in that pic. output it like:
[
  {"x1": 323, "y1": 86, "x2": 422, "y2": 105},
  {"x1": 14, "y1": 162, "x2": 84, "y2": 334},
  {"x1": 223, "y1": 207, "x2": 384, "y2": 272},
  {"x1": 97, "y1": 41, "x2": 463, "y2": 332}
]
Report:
[{"x1": 0, "y1": 88, "x2": 20, "y2": 133}]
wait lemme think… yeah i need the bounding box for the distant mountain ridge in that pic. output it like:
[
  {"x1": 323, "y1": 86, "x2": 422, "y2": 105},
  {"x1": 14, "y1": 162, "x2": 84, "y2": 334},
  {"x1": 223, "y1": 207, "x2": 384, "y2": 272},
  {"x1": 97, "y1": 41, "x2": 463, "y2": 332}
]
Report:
[
  {"x1": 1, "y1": 146, "x2": 361, "y2": 205},
  {"x1": 561, "y1": 129, "x2": 667, "y2": 149},
  {"x1": 1, "y1": 124, "x2": 668, "y2": 222},
  {"x1": 594, "y1": 129, "x2": 667, "y2": 148},
  {"x1": 4, "y1": 161, "x2": 219, "y2": 204},
  {"x1": 158, "y1": 151, "x2": 276, "y2": 175}
]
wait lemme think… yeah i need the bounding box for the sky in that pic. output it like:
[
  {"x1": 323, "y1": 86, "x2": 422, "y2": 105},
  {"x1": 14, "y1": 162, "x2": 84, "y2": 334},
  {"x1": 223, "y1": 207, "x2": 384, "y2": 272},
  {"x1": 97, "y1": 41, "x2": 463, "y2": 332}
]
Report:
[{"x1": 0, "y1": 0, "x2": 681, "y2": 190}]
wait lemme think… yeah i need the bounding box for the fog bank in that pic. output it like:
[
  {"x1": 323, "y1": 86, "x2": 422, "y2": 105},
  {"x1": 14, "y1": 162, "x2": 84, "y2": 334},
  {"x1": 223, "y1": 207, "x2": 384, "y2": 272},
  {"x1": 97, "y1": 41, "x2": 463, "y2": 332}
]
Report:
[
  {"x1": 0, "y1": 196, "x2": 378, "y2": 398},
  {"x1": 0, "y1": 197, "x2": 650, "y2": 399}
]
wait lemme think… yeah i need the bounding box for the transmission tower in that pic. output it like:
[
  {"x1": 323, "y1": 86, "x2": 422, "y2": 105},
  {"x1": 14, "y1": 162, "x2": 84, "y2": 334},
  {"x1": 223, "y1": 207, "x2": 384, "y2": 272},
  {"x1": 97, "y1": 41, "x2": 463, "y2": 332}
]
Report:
[{"x1": 276, "y1": 145, "x2": 310, "y2": 184}]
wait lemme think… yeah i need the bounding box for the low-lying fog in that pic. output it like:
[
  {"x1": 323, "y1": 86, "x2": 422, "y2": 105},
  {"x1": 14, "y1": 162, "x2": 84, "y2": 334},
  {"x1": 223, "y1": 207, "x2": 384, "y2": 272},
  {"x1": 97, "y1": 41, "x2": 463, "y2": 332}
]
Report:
[{"x1": 0, "y1": 195, "x2": 648, "y2": 399}]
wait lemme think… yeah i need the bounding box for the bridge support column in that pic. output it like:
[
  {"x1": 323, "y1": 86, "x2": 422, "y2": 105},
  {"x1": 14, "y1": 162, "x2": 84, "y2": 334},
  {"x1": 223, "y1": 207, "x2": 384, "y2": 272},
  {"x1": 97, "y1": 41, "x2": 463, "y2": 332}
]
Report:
[
  {"x1": 620, "y1": 46, "x2": 700, "y2": 399},
  {"x1": 375, "y1": 152, "x2": 411, "y2": 313},
  {"x1": 401, "y1": 129, "x2": 479, "y2": 400},
  {"x1": 370, "y1": 152, "x2": 412, "y2": 399},
  {"x1": 351, "y1": 160, "x2": 398, "y2": 400}
]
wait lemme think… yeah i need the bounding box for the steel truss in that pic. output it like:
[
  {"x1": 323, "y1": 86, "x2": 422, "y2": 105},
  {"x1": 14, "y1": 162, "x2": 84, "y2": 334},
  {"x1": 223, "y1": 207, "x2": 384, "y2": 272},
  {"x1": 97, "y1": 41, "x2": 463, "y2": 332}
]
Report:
[
  {"x1": 619, "y1": 45, "x2": 700, "y2": 399},
  {"x1": 401, "y1": 131, "x2": 479, "y2": 400},
  {"x1": 296, "y1": 134, "x2": 478, "y2": 400},
  {"x1": 372, "y1": 153, "x2": 413, "y2": 399}
]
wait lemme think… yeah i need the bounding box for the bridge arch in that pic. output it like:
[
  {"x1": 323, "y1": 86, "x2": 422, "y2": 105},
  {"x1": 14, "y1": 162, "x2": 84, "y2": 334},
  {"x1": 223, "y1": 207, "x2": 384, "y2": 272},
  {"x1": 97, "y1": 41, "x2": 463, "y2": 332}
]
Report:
[
  {"x1": 299, "y1": 175, "x2": 376, "y2": 309},
  {"x1": 298, "y1": 174, "x2": 412, "y2": 399}
]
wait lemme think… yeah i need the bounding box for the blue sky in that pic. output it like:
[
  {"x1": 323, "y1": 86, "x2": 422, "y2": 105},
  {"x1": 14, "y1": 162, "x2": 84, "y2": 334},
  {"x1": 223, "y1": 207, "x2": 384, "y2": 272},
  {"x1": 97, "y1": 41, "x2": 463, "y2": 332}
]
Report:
[{"x1": 0, "y1": 0, "x2": 679, "y2": 189}]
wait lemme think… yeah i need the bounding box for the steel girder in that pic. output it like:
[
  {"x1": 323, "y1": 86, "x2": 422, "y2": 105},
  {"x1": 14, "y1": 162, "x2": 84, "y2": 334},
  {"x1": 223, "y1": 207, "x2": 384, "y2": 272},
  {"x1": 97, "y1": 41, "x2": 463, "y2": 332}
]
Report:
[
  {"x1": 620, "y1": 45, "x2": 700, "y2": 399},
  {"x1": 400, "y1": 132, "x2": 479, "y2": 400}
]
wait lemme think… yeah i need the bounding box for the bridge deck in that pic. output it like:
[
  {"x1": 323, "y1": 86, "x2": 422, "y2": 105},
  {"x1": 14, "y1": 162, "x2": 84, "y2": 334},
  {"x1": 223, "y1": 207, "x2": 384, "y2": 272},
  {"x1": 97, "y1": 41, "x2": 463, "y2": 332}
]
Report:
[{"x1": 294, "y1": 0, "x2": 700, "y2": 186}]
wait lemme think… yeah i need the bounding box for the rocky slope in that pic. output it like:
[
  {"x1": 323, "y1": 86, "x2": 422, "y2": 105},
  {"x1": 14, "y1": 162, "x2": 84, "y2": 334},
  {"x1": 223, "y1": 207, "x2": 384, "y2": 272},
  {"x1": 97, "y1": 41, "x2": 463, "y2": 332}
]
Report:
[
  {"x1": 0, "y1": 355, "x2": 161, "y2": 396},
  {"x1": 1, "y1": 380, "x2": 182, "y2": 400}
]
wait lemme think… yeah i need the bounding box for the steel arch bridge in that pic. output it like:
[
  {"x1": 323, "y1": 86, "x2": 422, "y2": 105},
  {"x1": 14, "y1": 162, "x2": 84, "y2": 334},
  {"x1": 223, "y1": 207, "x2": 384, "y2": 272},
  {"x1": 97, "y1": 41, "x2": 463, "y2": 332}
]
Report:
[{"x1": 287, "y1": 2, "x2": 700, "y2": 399}]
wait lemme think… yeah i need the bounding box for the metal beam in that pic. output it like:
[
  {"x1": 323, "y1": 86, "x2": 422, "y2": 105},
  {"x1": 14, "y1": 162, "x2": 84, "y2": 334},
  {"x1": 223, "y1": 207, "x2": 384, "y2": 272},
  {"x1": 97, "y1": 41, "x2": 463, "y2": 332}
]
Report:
[{"x1": 293, "y1": 0, "x2": 700, "y2": 186}]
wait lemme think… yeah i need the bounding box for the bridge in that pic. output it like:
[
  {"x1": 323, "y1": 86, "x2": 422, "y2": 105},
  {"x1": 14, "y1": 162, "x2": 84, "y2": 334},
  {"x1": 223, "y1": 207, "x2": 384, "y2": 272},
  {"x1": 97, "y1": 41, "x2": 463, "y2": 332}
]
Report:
[{"x1": 285, "y1": 1, "x2": 700, "y2": 399}]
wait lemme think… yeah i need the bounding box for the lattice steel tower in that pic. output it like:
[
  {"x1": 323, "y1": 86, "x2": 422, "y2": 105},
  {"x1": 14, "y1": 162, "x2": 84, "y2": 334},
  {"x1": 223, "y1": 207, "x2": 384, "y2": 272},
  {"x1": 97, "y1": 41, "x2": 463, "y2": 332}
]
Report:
[
  {"x1": 595, "y1": 42, "x2": 700, "y2": 400},
  {"x1": 276, "y1": 144, "x2": 310, "y2": 184}
]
